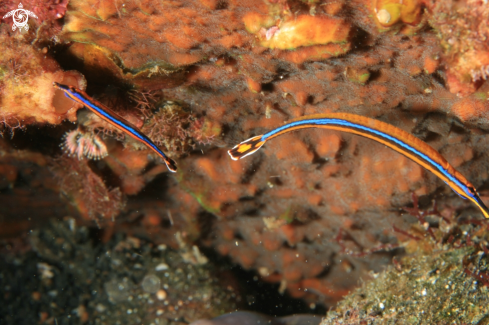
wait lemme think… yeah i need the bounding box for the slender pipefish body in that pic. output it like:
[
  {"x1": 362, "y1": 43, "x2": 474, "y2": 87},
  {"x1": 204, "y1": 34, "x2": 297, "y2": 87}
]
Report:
[
  {"x1": 53, "y1": 82, "x2": 177, "y2": 172},
  {"x1": 228, "y1": 112, "x2": 489, "y2": 219}
]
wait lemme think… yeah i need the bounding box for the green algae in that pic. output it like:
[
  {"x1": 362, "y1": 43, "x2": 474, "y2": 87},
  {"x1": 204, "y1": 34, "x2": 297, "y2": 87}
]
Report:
[
  {"x1": 474, "y1": 92, "x2": 488, "y2": 101},
  {"x1": 192, "y1": 192, "x2": 220, "y2": 214},
  {"x1": 279, "y1": 206, "x2": 294, "y2": 224}
]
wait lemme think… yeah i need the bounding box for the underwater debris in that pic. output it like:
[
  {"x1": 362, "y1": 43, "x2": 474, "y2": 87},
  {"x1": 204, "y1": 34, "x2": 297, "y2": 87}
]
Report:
[
  {"x1": 333, "y1": 228, "x2": 400, "y2": 258},
  {"x1": 175, "y1": 231, "x2": 209, "y2": 265},
  {"x1": 0, "y1": 219, "x2": 239, "y2": 324},
  {"x1": 190, "y1": 311, "x2": 322, "y2": 325},
  {"x1": 190, "y1": 117, "x2": 220, "y2": 146},
  {"x1": 402, "y1": 193, "x2": 444, "y2": 240}
]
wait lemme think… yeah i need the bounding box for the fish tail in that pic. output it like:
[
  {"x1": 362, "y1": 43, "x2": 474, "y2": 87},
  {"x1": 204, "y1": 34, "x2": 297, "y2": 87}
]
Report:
[
  {"x1": 164, "y1": 157, "x2": 178, "y2": 173},
  {"x1": 228, "y1": 135, "x2": 266, "y2": 160}
]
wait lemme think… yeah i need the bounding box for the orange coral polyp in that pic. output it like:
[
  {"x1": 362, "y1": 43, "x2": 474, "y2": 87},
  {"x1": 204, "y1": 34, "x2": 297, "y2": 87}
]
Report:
[
  {"x1": 259, "y1": 15, "x2": 351, "y2": 50},
  {"x1": 400, "y1": 0, "x2": 423, "y2": 24},
  {"x1": 374, "y1": 0, "x2": 424, "y2": 28},
  {"x1": 376, "y1": 3, "x2": 401, "y2": 27},
  {"x1": 242, "y1": 12, "x2": 275, "y2": 34}
]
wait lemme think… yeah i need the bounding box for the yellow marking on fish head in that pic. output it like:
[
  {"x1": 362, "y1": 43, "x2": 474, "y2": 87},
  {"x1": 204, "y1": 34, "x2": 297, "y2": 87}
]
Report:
[{"x1": 238, "y1": 144, "x2": 252, "y2": 153}]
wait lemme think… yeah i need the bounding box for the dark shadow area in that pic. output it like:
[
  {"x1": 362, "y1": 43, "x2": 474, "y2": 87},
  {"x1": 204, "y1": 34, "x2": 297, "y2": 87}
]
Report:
[
  {"x1": 200, "y1": 246, "x2": 327, "y2": 317},
  {"x1": 3, "y1": 121, "x2": 73, "y2": 156}
]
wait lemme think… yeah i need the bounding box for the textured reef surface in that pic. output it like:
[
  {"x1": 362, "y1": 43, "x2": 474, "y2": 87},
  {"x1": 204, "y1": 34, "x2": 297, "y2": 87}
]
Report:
[
  {"x1": 1, "y1": 0, "x2": 489, "y2": 323},
  {"x1": 0, "y1": 219, "x2": 239, "y2": 325},
  {"x1": 320, "y1": 206, "x2": 489, "y2": 324}
]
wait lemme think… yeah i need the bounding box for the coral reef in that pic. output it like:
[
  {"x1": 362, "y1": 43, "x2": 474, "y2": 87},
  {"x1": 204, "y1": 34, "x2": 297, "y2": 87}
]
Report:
[
  {"x1": 427, "y1": 0, "x2": 489, "y2": 96},
  {"x1": 449, "y1": 86, "x2": 489, "y2": 126},
  {"x1": 245, "y1": 13, "x2": 352, "y2": 63},
  {"x1": 103, "y1": 144, "x2": 170, "y2": 196},
  {"x1": 3, "y1": 0, "x2": 489, "y2": 313},
  {"x1": 139, "y1": 101, "x2": 219, "y2": 158},
  {"x1": 59, "y1": 0, "x2": 350, "y2": 84},
  {"x1": 59, "y1": 0, "x2": 258, "y2": 87},
  {"x1": 0, "y1": 24, "x2": 85, "y2": 131},
  {"x1": 372, "y1": 0, "x2": 426, "y2": 31}
]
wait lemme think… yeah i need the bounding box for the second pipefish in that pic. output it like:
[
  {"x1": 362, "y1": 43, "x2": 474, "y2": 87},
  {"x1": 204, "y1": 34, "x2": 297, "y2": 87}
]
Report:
[
  {"x1": 53, "y1": 82, "x2": 177, "y2": 173},
  {"x1": 228, "y1": 112, "x2": 489, "y2": 219}
]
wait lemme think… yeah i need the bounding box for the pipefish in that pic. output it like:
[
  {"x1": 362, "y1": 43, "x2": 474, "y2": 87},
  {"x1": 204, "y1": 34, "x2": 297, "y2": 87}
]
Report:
[
  {"x1": 53, "y1": 82, "x2": 177, "y2": 172},
  {"x1": 228, "y1": 112, "x2": 489, "y2": 218}
]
